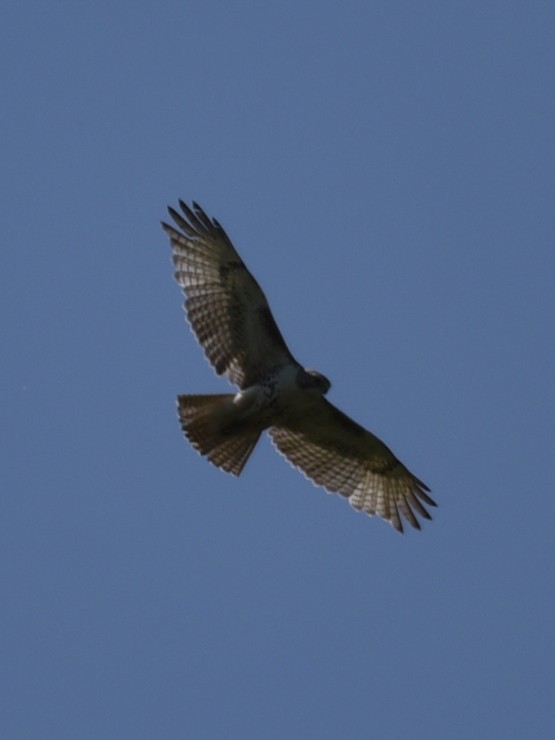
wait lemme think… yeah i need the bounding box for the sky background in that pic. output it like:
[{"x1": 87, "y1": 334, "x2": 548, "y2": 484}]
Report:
[{"x1": 2, "y1": 2, "x2": 554, "y2": 738}]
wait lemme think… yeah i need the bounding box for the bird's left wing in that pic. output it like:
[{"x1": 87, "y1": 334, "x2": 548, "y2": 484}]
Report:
[
  {"x1": 269, "y1": 398, "x2": 435, "y2": 532},
  {"x1": 162, "y1": 201, "x2": 296, "y2": 388}
]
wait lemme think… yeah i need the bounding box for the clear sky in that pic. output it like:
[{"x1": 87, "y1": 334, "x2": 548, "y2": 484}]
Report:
[{"x1": 2, "y1": 2, "x2": 554, "y2": 738}]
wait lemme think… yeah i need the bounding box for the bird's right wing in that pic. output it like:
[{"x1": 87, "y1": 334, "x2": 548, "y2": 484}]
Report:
[{"x1": 162, "y1": 201, "x2": 296, "y2": 389}]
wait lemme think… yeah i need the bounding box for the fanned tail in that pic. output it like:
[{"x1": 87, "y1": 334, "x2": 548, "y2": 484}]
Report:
[{"x1": 177, "y1": 394, "x2": 260, "y2": 475}]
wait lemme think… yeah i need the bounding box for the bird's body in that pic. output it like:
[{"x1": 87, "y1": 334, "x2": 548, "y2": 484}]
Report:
[{"x1": 162, "y1": 200, "x2": 436, "y2": 532}]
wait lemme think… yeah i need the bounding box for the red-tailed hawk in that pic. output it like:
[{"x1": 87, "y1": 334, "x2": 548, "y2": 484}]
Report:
[{"x1": 162, "y1": 200, "x2": 436, "y2": 533}]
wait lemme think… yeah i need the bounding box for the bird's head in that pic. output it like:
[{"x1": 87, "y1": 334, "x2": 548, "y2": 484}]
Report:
[{"x1": 300, "y1": 368, "x2": 331, "y2": 395}]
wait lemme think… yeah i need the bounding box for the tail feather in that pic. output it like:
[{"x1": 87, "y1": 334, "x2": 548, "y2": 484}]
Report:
[{"x1": 177, "y1": 394, "x2": 260, "y2": 476}]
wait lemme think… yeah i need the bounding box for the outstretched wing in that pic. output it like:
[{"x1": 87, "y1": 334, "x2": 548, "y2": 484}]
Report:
[
  {"x1": 269, "y1": 398, "x2": 436, "y2": 533},
  {"x1": 162, "y1": 201, "x2": 296, "y2": 388}
]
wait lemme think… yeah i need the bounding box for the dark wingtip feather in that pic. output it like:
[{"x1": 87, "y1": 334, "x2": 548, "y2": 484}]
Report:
[
  {"x1": 418, "y1": 488, "x2": 437, "y2": 508},
  {"x1": 391, "y1": 516, "x2": 405, "y2": 534}
]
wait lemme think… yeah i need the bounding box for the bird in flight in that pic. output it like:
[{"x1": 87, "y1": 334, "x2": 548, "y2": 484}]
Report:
[{"x1": 162, "y1": 200, "x2": 436, "y2": 532}]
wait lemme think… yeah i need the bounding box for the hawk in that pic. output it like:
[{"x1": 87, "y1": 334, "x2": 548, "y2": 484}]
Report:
[{"x1": 162, "y1": 200, "x2": 436, "y2": 532}]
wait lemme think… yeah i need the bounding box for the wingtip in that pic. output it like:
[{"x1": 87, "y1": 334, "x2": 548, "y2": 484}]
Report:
[
  {"x1": 166, "y1": 205, "x2": 180, "y2": 221},
  {"x1": 392, "y1": 520, "x2": 405, "y2": 534},
  {"x1": 419, "y1": 488, "x2": 438, "y2": 508}
]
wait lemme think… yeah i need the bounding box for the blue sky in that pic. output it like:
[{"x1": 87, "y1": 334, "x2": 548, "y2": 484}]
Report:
[{"x1": 2, "y1": 2, "x2": 554, "y2": 738}]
